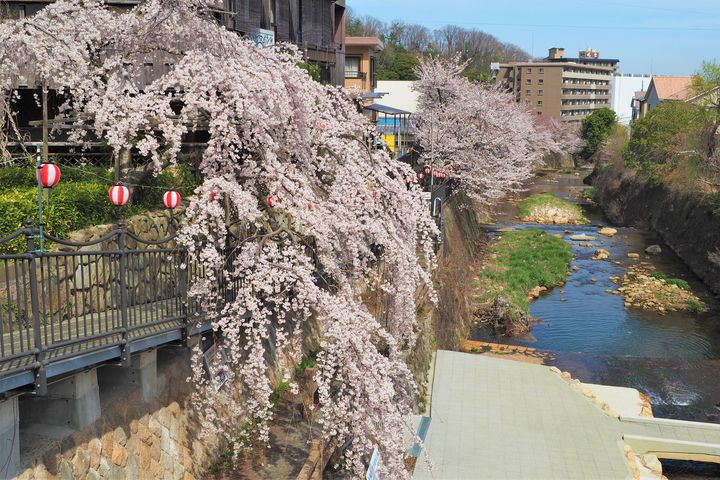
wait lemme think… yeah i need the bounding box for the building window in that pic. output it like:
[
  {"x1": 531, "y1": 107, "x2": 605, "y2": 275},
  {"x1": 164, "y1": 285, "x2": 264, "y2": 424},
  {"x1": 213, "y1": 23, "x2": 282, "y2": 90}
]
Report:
[
  {"x1": 538, "y1": 79, "x2": 544, "y2": 85},
  {"x1": 537, "y1": 100, "x2": 543, "y2": 106},
  {"x1": 526, "y1": 78, "x2": 531, "y2": 85},
  {"x1": 345, "y1": 56, "x2": 361, "y2": 79},
  {"x1": 538, "y1": 90, "x2": 543, "y2": 96},
  {"x1": 526, "y1": 89, "x2": 531, "y2": 96},
  {"x1": 526, "y1": 68, "x2": 532, "y2": 74},
  {"x1": 539, "y1": 68, "x2": 544, "y2": 74},
  {"x1": 537, "y1": 111, "x2": 543, "y2": 115},
  {"x1": 370, "y1": 56, "x2": 377, "y2": 88}
]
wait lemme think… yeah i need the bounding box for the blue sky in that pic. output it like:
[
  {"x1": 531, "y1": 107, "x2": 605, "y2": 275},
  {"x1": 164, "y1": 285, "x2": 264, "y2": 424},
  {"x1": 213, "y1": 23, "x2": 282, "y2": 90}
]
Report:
[{"x1": 348, "y1": 0, "x2": 720, "y2": 75}]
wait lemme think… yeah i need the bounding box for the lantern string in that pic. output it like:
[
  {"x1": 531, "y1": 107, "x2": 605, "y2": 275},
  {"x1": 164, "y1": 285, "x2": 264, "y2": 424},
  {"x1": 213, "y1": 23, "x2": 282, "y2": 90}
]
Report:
[{"x1": 57, "y1": 164, "x2": 185, "y2": 191}]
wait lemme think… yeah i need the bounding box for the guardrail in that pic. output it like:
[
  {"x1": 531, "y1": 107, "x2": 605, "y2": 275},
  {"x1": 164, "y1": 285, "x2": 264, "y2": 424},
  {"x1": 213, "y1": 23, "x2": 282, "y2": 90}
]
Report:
[{"x1": 0, "y1": 222, "x2": 225, "y2": 394}]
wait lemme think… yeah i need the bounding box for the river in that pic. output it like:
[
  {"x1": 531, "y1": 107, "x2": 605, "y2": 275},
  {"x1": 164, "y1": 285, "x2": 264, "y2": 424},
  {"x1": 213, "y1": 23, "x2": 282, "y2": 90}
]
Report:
[{"x1": 471, "y1": 172, "x2": 720, "y2": 479}]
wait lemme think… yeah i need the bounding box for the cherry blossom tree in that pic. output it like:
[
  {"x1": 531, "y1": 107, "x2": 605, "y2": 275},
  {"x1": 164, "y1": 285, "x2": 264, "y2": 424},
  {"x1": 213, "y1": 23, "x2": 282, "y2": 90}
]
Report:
[
  {"x1": 0, "y1": 1, "x2": 437, "y2": 477},
  {"x1": 413, "y1": 56, "x2": 559, "y2": 204}
]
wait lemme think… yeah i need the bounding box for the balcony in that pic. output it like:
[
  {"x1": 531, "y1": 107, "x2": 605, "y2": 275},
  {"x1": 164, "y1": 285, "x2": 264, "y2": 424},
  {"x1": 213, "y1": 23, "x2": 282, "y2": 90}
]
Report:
[{"x1": 344, "y1": 71, "x2": 367, "y2": 80}]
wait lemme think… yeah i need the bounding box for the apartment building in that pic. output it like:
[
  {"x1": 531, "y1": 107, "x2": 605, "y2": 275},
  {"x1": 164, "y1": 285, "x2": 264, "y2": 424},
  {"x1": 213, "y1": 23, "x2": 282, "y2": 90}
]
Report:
[{"x1": 497, "y1": 48, "x2": 619, "y2": 123}]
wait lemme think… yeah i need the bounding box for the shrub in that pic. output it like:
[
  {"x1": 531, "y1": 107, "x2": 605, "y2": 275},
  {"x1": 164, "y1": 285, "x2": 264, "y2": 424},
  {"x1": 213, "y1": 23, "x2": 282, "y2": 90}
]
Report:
[
  {"x1": 0, "y1": 164, "x2": 199, "y2": 253},
  {"x1": 623, "y1": 102, "x2": 716, "y2": 181},
  {"x1": 579, "y1": 108, "x2": 617, "y2": 161}
]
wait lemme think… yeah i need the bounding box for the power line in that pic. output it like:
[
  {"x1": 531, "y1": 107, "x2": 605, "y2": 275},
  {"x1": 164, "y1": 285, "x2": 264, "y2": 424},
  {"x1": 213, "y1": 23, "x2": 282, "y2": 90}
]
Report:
[
  {"x1": 576, "y1": 0, "x2": 718, "y2": 16},
  {"x1": 407, "y1": 20, "x2": 720, "y2": 32}
]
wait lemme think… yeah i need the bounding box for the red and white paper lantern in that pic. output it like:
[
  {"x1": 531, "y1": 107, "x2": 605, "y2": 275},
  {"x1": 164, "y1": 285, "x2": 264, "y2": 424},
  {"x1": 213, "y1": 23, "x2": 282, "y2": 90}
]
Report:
[
  {"x1": 108, "y1": 184, "x2": 130, "y2": 206},
  {"x1": 266, "y1": 195, "x2": 275, "y2": 207},
  {"x1": 36, "y1": 163, "x2": 61, "y2": 189},
  {"x1": 163, "y1": 190, "x2": 181, "y2": 209}
]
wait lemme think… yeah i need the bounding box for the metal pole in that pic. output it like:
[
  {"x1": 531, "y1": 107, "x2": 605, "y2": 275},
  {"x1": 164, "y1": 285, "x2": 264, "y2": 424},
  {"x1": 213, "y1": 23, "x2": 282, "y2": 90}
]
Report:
[
  {"x1": 117, "y1": 224, "x2": 131, "y2": 367},
  {"x1": 34, "y1": 146, "x2": 44, "y2": 253},
  {"x1": 26, "y1": 221, "x2": 47, "y2": 394}
]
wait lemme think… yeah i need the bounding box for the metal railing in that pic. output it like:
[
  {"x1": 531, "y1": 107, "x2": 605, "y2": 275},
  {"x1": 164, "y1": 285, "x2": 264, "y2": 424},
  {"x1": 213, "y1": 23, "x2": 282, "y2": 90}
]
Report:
[{"x1": 0, "y1": 222, "x2": 220, "y2": 393}]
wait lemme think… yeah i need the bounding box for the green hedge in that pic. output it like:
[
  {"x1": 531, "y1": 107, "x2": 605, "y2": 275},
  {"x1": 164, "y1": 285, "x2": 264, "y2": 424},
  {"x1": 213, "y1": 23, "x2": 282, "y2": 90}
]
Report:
[{"x1": 0, "y1": 164, "x2": 199, "y2": 253}]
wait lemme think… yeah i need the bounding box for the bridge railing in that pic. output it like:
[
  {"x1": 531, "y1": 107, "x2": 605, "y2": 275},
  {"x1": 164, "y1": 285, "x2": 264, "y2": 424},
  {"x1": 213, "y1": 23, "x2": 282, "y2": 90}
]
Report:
[{"x1": 0, "y1": 222, "x2": 223, "y2": 393}]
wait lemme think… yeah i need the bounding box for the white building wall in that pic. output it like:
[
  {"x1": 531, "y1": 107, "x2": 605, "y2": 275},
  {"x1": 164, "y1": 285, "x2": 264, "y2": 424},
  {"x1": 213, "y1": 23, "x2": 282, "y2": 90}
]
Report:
[
  {"x1": 610, "y1": 74, "x2": 651, "y2": 124},
  {"x1": 376, "y1": 81, "x2": 419, "y2": 113}
]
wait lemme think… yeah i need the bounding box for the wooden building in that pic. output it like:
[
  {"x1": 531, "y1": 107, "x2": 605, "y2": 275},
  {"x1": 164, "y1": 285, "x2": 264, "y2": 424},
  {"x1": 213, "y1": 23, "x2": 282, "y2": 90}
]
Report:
[{"x1": 1, "y1": 0, "x2": 346, "y2": 86}]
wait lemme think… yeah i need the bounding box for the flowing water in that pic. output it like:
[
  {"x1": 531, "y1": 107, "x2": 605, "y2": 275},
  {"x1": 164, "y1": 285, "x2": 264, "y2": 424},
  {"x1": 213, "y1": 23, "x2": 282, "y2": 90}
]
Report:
[{"x1": 471, "y1": 172, "x2": 720, "y2": 479}]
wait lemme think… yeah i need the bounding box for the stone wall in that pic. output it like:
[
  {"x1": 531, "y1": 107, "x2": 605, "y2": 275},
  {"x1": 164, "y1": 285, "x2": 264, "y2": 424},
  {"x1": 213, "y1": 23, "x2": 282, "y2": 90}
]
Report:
[
  {"x1": 17, "y1": 348, "x2": 219, "y2": 480},
  {"x1": 592, "y1": 164, "x2": 720, "y2": 295}
]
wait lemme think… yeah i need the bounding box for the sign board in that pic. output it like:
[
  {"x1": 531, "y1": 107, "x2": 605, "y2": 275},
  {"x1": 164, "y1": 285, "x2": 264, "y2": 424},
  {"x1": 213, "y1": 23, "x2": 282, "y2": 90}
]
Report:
[
  {"x1": 203, "y1": 339, "x2": 229, "y2": 391},
  {"x1": 490, "y1": 62, "x2": 500, "y2": 71},
  {"x1": 366, "y1": 448, "x2": 380, "y2": 480},
  {"x1": 248, "y1": 28, "x2": 275, "y2": 49}
]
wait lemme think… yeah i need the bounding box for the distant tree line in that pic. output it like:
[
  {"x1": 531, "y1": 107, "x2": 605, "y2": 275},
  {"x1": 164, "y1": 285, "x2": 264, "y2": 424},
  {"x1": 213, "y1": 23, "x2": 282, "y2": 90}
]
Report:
[{"x1": 345, "y1": 9, "x2": 531, "y2": 82}]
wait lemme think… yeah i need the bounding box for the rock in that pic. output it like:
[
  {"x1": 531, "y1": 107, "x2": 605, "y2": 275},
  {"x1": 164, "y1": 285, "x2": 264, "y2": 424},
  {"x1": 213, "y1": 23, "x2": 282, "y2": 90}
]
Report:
[
  {"x1": 598, "y1": 227, "x2": 618, "y2": 237},
  {"x1": 528, "y1": 285, "x2": 547, "y2": 299},
  {"x1": 564, "y1": 229, "x2": 573, "y2": 234},
  {"x1": 572, "y1": 266, "x2": 579, "y2": 271},
  {"x1": 570, "y1": 234, "x2": 596, "y2": 241},
  {"x1": 594, "y1": 248, "x2": 611, "y2": 260},
  {"x1": 111, "y1": 443, "x2": 128, "y2": 467},
  {"x1": 561, "y1": 371, "x2": 572, "y2": 380},
  {"x1": 549, "y1": 367, "x2": 561, "y2": 374},
  {"x1": 641, "y1": 454, "x2": 662, "y2": 474},
  {"x1": 578, "y1": 242, "x2": 594, "y2": 247},
  {"x1": 627, "y1": 252, "x2": 640, "y2": 259},
  {"x1": 483, "y1": 295, "x2": 532, "y2": 336},
  {"x1": 645, "y1": 245, "x2": 662, "y2": 255}
]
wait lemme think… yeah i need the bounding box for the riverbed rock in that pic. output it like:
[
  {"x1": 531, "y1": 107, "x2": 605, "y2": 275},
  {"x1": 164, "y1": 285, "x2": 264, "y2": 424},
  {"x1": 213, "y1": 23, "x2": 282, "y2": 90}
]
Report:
[
  {"x1": 570, "y1": 234, "x2": 596, "y2": 241},
  {"x1": 598, "y1": 227, "x2": 618, "y2": 237},
  {"x1": 627, "y1": 252, "x2": 640, "y2": 259},
  {"x1": 571, "y1": 266, "x2": 579, "y2": 271},
  {"x1": 593, "y1": 248, "x2": 611, "y2": 260},
  {"x1": 641, "y1": 454, "x2": 662, "y2": 474},
  {"x1": 528, "y1": 285, "x2": 547, "y2": 299},
  {"x1": 645, "y1": 245, "x2": 662, "y2": 255}
]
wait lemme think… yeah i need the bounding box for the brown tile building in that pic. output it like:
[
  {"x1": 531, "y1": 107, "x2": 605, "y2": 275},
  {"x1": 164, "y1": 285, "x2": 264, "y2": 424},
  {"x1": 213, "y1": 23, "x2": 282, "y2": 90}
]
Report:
[
  {"x1": 497, "y1": 48, "x2": 619, "y2": 123},
  {"x1": 344, "y1": 37, "x2": 382, "y2": 93}
]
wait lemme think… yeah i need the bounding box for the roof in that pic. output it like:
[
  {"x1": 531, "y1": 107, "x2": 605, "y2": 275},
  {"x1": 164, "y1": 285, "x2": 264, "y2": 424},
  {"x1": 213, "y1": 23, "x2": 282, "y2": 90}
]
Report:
[
  {"x1": 345, "y1": 36, "x2": 384, "y2": 50},
  {"x1": 649, "y1": 76, "x2": 694, "y2": 101},
  {"x1": 364, "y1": 103, "x2": 411, "y2": 115},
  {"x1": 634, "y1": 90, "x2": 646, "y2": 100},
  {"x1": 498, "y1": 61, "x2": 616, "y2": 71}
]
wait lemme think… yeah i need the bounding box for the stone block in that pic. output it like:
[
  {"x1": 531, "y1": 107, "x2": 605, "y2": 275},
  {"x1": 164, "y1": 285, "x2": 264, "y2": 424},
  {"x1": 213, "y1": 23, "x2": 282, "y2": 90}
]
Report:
[
  {"x1": 72, "y1": 449, "x2": 90, "y2": 477},
  {"x1": 150, "y1": 459, "x2": 164, "y2": 478},
  {"x1": 111, "y1": 442, "x2": 128, "y2": 467},
  {"x1": 112, "y1": 427, "x2": 127, "y2": 447},
  {"x1": 87, "y1": 438, "x2": 102, "y2": 470}
]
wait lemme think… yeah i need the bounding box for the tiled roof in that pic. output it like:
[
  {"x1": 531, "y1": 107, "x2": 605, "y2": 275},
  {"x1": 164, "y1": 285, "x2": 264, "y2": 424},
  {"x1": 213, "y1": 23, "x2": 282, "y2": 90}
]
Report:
[{"x1": 650, "y1": 76, "x2": 694, "y2": 101}]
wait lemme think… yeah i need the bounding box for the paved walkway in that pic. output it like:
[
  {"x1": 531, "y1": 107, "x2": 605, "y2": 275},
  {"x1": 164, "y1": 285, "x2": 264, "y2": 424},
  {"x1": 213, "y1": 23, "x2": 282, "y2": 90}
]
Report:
[{"x1": 413, "y1": 350, "x2": 720, "y2": 480}]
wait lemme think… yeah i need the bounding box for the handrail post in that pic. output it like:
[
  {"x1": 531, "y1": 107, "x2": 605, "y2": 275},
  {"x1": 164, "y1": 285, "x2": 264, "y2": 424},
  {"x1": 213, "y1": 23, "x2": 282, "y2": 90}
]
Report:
[
  {"x1": 118, "y1": 224, "x2": 131, "y2": 367},
  {"x1": 25, "y1": 220, "x2": 46, "y2": 394},
  {"x1": 179, "y1": 248, "x2": 188, "y2": 346}
]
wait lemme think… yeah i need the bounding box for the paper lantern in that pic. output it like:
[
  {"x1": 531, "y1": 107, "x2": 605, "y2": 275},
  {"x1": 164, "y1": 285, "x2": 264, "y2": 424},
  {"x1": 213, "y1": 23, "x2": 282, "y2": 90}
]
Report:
[
  {"x1": 424, "y1": 167, "x2": 431, "y2": 175},
  {"x1": 163, "y1": 190, "x2": 181, "y2": 209},
  {"x1": 108, "y1": 184, "x2": 130, "y2": 206},
  {"x1": 37, "y1": 163, "x2": 61, "y2": 188},
  {"x1": 417, "y1": 173, "x2": 424, "y2": 180},
  {"x1": 267, "y1": 195, "x2": 275, "y2": 207}
]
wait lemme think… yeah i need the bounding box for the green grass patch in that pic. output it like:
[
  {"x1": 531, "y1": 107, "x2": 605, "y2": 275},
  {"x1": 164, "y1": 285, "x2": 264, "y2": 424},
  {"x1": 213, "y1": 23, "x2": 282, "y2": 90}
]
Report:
[
  {"x1": 687, "y1": 299, "x2": 708, "y2": 315},
  {"x1": 651, "y1": 271, "x2": 690, "y2": 290},
  {"x1": 518, "y1": 193, "x2": 587, "y2": 224},
  {"x1": 479, "y1": 229, "x2": 572, "y2": 311}
]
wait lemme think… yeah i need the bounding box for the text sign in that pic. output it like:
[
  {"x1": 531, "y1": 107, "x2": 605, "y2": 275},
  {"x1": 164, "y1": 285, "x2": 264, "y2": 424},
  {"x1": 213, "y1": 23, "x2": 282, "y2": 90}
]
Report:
[{"x1": 248, "y1": 28, "x2": 275, "y2": 49}]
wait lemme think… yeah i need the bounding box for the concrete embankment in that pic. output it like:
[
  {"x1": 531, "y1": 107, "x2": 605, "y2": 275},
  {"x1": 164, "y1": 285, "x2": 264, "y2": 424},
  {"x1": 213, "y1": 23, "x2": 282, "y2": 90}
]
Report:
[{"x1": 592, "y1": 165, "x2": 720, "y2": 296}]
